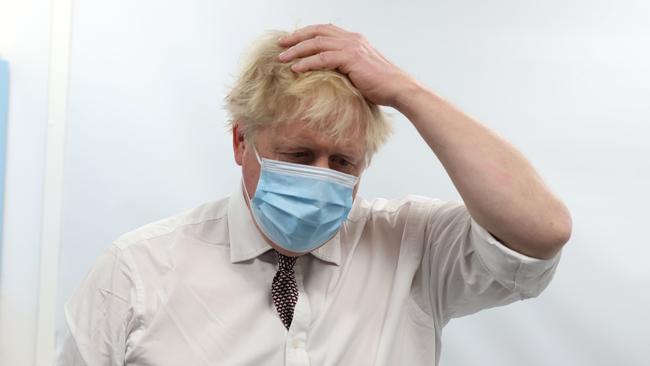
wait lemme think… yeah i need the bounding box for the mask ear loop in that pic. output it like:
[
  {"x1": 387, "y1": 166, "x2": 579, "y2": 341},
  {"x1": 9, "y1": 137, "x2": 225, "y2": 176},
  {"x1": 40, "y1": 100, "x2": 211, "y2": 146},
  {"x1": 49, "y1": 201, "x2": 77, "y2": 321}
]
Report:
[
  {"x1": 242, "y1": 144, "x2": 263, "y2": 203},
  {"x1": 252, "y1": 145, "x2": 263, "y2": 165}
]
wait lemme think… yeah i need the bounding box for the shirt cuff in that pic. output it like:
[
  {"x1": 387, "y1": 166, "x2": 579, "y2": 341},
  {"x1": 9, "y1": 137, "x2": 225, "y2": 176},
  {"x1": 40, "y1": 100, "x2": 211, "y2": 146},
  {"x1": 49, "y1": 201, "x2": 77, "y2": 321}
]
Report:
[{"x1": 469, "y1": 217, "x2": 561, "y2": 298}]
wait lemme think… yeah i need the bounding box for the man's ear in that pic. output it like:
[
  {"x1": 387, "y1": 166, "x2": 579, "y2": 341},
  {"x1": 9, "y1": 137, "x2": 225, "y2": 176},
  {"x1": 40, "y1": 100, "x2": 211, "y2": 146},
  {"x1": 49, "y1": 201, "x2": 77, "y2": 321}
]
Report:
[{"x1": 233, "y1": 124, "x2": 245, "y2": 166}]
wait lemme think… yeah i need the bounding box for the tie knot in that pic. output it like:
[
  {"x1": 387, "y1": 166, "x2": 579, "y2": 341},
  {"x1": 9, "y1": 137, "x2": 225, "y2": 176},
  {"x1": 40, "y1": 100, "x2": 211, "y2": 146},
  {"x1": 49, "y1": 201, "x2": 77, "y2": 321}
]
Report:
[{"x1": 275, "y1": 250, "x2": 298, "y2": 271}]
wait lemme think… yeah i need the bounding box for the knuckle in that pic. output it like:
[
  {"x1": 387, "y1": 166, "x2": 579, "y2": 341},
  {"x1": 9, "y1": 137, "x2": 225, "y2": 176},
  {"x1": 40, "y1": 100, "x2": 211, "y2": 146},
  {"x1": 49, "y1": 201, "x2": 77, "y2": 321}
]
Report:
[
  {"x1": 318, "y1": 52, "x2": 330, "y2": 64},
  {"x1": 314, "y1": 35, "x2": 325, "y2": 46}
]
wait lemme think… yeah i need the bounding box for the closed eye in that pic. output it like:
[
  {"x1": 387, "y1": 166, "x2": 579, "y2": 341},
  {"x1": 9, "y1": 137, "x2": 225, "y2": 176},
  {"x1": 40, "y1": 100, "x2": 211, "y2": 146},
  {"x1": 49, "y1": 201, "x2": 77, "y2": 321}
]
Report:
[{"x1": 331, "y1": 156, "x2": 351, "y2": 166}]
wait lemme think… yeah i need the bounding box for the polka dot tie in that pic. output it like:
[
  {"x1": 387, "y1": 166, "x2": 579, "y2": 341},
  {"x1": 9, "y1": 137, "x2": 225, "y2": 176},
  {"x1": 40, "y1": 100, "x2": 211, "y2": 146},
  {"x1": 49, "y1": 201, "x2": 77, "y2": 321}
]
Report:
[{"x1": 271, "y1": 250, "x2": 299, "y2": 330}]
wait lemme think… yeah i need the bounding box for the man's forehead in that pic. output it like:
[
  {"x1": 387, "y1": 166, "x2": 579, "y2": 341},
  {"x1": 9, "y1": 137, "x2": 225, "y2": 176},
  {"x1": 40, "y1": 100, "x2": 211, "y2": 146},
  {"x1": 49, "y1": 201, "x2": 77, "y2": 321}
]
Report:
[{"x1": 266, "y1": 121, "x2": 365, "y2": 156}]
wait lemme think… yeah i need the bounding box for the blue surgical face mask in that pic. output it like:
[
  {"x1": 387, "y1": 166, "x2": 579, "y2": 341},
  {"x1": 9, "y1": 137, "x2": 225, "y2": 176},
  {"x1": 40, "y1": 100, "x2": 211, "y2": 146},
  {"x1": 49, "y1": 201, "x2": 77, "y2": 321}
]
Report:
[{"x1": 243, "y1": 146, "x2": 358, "y2": 254}]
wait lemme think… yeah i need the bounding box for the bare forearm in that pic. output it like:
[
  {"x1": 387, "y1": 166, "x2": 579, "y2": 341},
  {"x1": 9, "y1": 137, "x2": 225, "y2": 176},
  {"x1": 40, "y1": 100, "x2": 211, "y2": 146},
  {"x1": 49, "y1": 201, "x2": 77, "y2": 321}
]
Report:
[
  {"x1": 275, "y1": 24, "x2": 571, "y2": 258},
  {"x1": 394, "y1": 82, "x2": 571, "y2": 259}
]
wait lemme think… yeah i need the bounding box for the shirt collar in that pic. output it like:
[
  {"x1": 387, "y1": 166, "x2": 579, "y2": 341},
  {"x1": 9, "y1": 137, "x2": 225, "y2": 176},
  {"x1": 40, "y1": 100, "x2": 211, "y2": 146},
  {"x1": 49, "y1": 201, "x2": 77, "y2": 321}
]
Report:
[{"x1": 227, "y1": 181, "x2": 342, "y2": 266}]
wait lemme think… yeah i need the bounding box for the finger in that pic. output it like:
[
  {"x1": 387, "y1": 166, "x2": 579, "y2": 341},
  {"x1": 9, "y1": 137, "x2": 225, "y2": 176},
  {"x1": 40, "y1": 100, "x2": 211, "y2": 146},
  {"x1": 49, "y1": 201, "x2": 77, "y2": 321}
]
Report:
[
  {"x1": 278, "y1": 23, "x2": 346, "y2": 47},
  {"x1": 291, "y1": 50, "x2": 347, "y2": 73},
  {"x1": 278, "y1": 36, "x2": 347, "y2": 62}
]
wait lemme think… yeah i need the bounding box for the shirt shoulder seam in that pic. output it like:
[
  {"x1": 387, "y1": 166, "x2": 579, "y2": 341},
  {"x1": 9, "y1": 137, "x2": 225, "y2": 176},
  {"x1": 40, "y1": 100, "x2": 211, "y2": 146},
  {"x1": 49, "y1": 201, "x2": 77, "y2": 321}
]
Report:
[{"x1": 114, "y1": 200, "x2": 229, "y2": 250}]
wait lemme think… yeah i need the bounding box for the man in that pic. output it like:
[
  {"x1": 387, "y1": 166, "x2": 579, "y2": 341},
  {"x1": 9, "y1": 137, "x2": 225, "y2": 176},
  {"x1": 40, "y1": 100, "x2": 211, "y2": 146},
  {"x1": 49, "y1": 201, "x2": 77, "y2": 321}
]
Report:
[{"x1": 57, "y1": 24, "x2": 571, "y2": 365}]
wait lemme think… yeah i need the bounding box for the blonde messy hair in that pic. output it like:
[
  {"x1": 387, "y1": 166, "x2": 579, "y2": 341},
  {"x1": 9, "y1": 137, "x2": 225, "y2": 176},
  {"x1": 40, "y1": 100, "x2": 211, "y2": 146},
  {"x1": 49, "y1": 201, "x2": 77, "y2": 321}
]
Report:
[{"x1": 224, "y1": 30, "x2": 392, "y2": 163}]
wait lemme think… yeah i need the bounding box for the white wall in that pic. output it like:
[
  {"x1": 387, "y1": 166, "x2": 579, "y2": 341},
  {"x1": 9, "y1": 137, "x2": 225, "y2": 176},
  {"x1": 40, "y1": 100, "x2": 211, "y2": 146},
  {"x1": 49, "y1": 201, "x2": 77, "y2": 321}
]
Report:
[
  {"x1": 0, "y1": 0, "x2": 53, "y2": 364},
  {"x1": 2, "y1": 0, "x2": 649, "y2": 365}
]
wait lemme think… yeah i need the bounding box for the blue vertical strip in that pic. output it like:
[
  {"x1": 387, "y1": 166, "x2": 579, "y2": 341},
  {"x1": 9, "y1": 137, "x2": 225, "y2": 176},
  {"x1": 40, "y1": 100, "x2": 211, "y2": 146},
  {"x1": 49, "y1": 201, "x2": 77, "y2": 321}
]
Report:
[{"x1": 0, "y1": 59, "x2": 8, "y2": 272}]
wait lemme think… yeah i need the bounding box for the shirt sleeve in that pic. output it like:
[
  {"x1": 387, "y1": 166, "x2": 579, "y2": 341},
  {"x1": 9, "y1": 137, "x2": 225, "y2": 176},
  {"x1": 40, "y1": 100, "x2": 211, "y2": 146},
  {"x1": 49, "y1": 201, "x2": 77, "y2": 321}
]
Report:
[
  {"x1": 56, "y1": 244, "x2": 140, "y2": 366},
  {"x1": 422, "y1": 201, "x2": 561, "y2": 327}
]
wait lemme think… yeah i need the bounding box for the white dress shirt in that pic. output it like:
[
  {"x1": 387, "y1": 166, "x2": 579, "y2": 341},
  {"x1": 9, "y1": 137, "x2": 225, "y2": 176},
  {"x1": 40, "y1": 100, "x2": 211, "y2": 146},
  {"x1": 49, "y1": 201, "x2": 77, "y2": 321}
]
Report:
[{"x1": 57, "y1": 183, "x2": 561, "y2": 366}]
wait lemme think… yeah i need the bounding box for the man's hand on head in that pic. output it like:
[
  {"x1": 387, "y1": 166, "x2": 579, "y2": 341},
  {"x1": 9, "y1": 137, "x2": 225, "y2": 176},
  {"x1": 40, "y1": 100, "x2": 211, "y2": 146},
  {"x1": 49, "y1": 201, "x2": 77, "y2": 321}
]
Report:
[{"x1": 277, "y1": 23, "x2": 418, "y2": 108}]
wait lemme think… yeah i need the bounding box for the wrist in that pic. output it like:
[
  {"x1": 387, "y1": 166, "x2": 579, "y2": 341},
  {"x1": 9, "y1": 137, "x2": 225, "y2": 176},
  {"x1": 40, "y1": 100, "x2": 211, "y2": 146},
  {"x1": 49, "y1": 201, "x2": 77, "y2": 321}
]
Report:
[{"x1": 390, "y1": 77, "x2": 428, "y2": 112}]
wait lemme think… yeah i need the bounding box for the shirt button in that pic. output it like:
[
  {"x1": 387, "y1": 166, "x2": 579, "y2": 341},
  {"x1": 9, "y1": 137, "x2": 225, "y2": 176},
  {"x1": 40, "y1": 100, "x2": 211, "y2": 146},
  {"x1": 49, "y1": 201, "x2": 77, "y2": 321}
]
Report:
[{"x1": 291, "y1": 338, "x2": 301, "y2": 349}]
